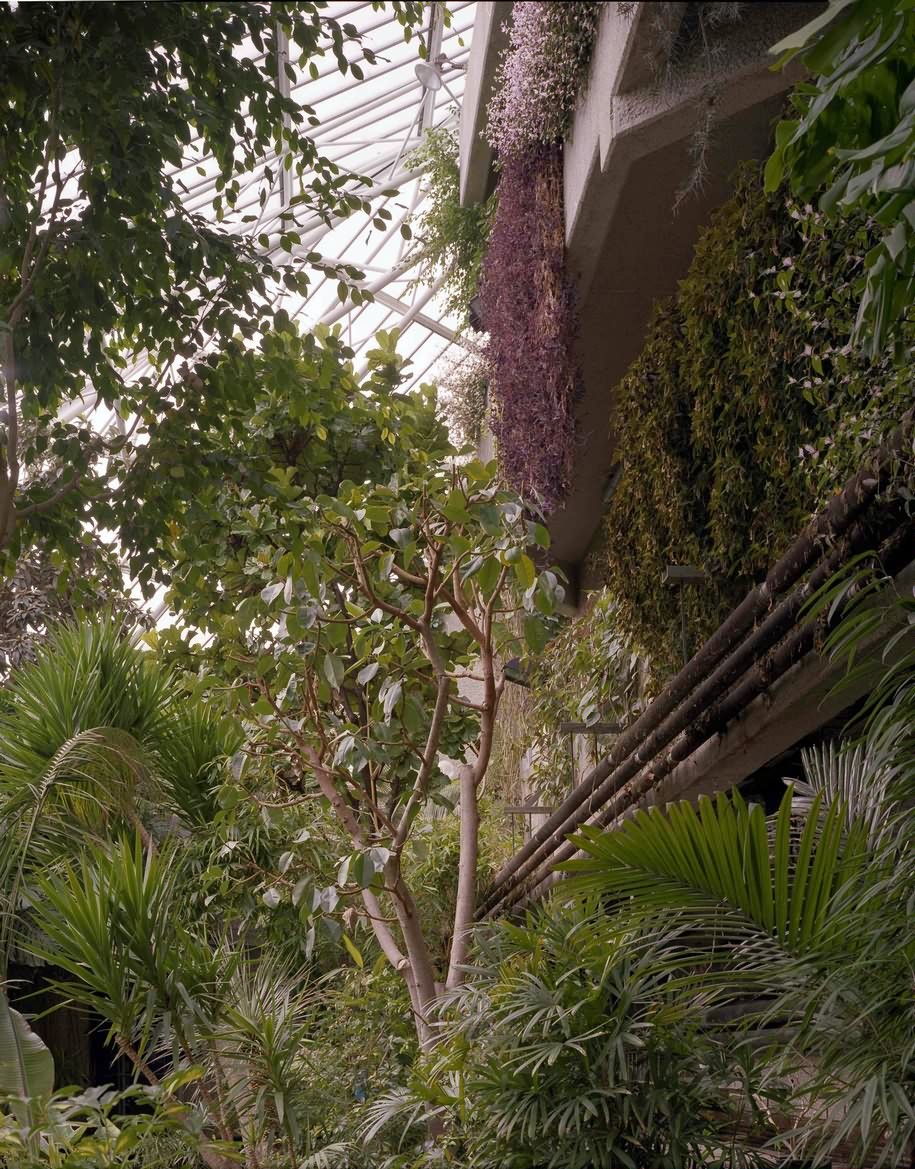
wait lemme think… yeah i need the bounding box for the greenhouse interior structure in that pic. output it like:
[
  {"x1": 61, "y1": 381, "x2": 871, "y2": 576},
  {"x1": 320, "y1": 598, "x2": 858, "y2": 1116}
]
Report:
[{"x1": 1, "y1": 1, "x2": 914, "y2": 1166}]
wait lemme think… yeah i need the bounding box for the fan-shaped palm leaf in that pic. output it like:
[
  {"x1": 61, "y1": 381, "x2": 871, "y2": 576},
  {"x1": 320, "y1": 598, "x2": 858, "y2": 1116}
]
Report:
[
  {"x1": 559, "y1": 742, "x2": 914, "y2": 1167},
  {"x1": 563, "y1": 787, "x2": 871, "y2": 964}
]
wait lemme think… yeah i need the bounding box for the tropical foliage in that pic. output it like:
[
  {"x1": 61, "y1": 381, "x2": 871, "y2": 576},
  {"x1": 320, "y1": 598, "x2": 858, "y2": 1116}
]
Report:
[
  {"x1": 0, "y1": 992, "x2": 196, "y2": 1169},
  {"x1": 0, "y1": 624, "x2": 322, "y2": 1167},
  {"x1": 3, "y1": 4, "x2": 915, "y2": 1168},
  {"x1": 560, "y1": 572, "x2": 915, "y2": 1167},
  {"x1": 154, "y1": 424, "x2": 562, "y2": 1039},
  {"x1": 564, "y1": 739, "x2": 915, "y2": 1167},
  {"x1": 0, "y1": 1, "x2": 421, "y2": 570},
  {"x1": 365, "y1": 900, "x2": 770, "y2": 1169},
  {"x1": 767, "y1": 0, "x2": 915, "y2": 356},
  {"x1": 367, "y1": 569, "x2": 915, "y2": 1168},
  {"x1": 407, "y1": 127, "x2": 496, "y2": 327},
  {"x1": 0, "y1": 622, "x2": 433, "y2": 1167},
  {"x1": 598, "y1": 164, "x2": 915, "y2": 675}
]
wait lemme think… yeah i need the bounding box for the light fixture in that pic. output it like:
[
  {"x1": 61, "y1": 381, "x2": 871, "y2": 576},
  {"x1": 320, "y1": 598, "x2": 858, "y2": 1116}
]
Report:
[{"x1": 414, "y1": 61, "x2": 443, "y2": 91}]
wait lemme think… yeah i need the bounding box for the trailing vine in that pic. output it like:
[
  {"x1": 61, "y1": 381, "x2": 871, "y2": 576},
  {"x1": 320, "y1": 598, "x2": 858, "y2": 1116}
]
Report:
[
  {"x1": 479, "y1": 2, "x2": 602, "y2": 510},
  {"x1": 481, "y1": 146, "x2": 578, "y2": 510},
  {"x1": 408, "y1": 126, "x2": 495, "y2": 327},
  {"x1": 596, "y1": 164, "x2": 915, "y2": 675},
  {"x1": 487, "y1": 590, "x2": 649, "y2": 808},
  {"x1": 485, "y1": 2, "x2": 602, "y2": 159}
]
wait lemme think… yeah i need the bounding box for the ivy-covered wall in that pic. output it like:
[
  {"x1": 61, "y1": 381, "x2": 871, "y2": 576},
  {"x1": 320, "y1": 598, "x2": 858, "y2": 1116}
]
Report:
[{"x1": 597, "y1": 165, "x2": 914, "y2": 675}]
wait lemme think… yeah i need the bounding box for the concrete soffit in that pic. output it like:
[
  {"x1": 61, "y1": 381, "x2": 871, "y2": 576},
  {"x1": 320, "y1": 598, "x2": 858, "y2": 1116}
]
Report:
[
  {"x1": 459, "y1": 0, "x2": 513, "y2": 207},
  {"x1": 565, "y1": 2, "x2": 817, "y2": 297}
]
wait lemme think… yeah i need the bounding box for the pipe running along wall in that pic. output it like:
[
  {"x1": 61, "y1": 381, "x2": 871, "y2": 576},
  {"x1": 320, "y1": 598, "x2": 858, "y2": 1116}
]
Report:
[{"x1": 478, "y1": 411, "x2": 915, "y2": 919}]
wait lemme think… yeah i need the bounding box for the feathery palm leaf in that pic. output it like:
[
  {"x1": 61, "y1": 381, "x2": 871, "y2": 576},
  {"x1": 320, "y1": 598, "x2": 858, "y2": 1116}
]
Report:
[
  {"x1": 564, "y1": 787, "x2": 872, "y2": 967},
  {"x1": 0, "y1": 621, "x2": 241, "y2": 954},
  {"x1": 561, "y1": 739, "x2": 914, "y2": 1167}
]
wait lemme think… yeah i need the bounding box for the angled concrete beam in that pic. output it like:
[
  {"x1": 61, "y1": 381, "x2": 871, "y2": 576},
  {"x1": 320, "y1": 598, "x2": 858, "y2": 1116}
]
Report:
[{"x1": 459, "y1": 1, "x2": 512, "y2": 207}]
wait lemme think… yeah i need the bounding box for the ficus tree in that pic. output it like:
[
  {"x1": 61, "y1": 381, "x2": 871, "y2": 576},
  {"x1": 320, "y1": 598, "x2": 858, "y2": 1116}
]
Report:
[
  {"x1": 142, "y1": 325, "x2": 564, "y2": 1050},
  {"x1": 0, "y1": 0, "x2": 424, "y2": 568}
]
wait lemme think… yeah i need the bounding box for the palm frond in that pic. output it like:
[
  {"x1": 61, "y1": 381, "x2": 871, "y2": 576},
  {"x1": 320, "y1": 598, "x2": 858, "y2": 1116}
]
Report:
[
  {"x1": 794, "y1": 740, "x2": 899, "y2": 849},
  {"x1": 563, "y1": 788, "x2": 870, "y2": 963},
  {"x1": 150, "y1": 701, "x2": 243, "y2": 826}
]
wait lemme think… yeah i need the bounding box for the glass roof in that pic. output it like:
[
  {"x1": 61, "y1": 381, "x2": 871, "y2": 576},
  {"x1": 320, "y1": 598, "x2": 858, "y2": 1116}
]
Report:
[
  {"x1": 94, "y1": 1, "x2": 480, "y2": 623},
  {"x1": 63, "y1": 1, "x2": 477, "y2": 436},
  {"x1": 252, "y1": 0, "x2": 476, "y2": 385}
]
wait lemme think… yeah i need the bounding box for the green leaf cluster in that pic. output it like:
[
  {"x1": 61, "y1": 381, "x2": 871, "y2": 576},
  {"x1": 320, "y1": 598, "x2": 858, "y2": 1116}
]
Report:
[
  {"x1": 364, "y1": 902, "x2": 765, "y2": 1168},
  {"x1": 597, "y1": 164, "x2": 915, "y2": 676},
  {"x1": 407, "y1": 127, "x2": 496, "y2": 326},
  {"x1": 118, "y1": 324, "x2": 446, "y2": 596},
  {"x1": 157, "y1": 437, "x2": 560, "y2": 863},
  {"x1": 766, "y1": 0, "x2": 915, "y2": 356},
  {"x1": 0, "y1": 2, "x2": 424, "y2": 568}
]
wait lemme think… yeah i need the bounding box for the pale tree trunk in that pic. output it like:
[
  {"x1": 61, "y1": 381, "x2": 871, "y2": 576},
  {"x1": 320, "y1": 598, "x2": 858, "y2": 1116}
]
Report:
[
  {"x1": 390, "y1": 872, "x2": 440, "y2": 1049},
  {"x1": 446, "y1": 762, "x2": 479, "y2": 991},
  {"x1": 445, "y1": 631, "x2": 499, "y2": 991}
]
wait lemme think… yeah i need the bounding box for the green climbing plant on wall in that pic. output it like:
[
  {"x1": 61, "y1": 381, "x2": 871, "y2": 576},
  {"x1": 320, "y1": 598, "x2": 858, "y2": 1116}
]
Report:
[{"x1": 598, "y1": 165, "x2": 915, "y2": 676}]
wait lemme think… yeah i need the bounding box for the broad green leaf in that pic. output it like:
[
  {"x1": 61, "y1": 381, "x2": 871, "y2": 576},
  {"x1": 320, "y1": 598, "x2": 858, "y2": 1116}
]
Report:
[
  {"x1": 513, "y1": 554, "x2": 536, "y2": 590},
  {"x1": 522, "y1": 614, "x2": 550, "y2": 654},
  {"x1": 342, "y1": 932, "x2": 364, "y2": 968},
  {"x1": 323, "y1": 653, "x2": 344, "y2": 688},
  {"x1": 0, "y1": 995, "x2": 54, "y2": 1103},
  {"x1": 477, "y1": 556, "x2": 502, "y2": 593}
]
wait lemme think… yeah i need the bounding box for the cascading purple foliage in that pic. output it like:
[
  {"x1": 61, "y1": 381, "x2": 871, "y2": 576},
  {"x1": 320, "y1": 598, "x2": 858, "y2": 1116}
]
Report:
[
  {"x1": 486, "y1": 2, "x2": 602, "y2": 158},
  {"x1": 479, "y1": 1, "x2": 600, "y2": 512},
  {"x1": 480, "y1": 146, "x2": 578, "y2": 512}
]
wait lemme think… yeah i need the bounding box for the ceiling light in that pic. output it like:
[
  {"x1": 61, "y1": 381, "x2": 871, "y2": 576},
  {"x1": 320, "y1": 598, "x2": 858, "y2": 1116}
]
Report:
[{"x1": 414, "y1": 61, "x2": 443, "y2": 91}]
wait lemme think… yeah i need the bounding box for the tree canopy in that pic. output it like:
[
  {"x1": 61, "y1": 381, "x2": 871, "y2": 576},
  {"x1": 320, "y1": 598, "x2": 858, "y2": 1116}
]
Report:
[{"x1": 0, "y1": 1, "x2": 419, "y2": 566}]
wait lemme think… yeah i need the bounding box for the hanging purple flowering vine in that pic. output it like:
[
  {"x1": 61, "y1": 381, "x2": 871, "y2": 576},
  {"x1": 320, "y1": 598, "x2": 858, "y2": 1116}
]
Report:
[{"x1": 480, "y1": 1, "x2": 601, "y2": 511}]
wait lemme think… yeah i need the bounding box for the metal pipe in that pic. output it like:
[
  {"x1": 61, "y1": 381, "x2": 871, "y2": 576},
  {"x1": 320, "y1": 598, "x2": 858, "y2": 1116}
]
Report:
[
  {"x1": 489, "y1": 514, "x2": 915, "y2": 915},
  {"x1": 478, "y1": 410, "x2": 915, "y2": 916}
]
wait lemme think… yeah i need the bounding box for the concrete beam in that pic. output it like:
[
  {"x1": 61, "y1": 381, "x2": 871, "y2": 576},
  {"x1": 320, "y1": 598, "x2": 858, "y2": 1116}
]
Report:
[
  {"x1": 547, "y1": 2, "x2": 822, "y2": 567},
  {"x1": 459, "y1": 1, "x2": 512, "y2": 207},
  {"x1": 567, "y1": 3, "x2": 815, "y2": 299}
]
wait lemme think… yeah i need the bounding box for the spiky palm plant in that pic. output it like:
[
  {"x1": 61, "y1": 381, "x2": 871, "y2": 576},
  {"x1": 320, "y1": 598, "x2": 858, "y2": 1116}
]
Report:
[
  {"x1": 0, "y1": 621, "x2": 342, "y2": 1167},
  {"x1": 564, "y1": 733, "x2": 915, "y2": 1166},
  {"x1": 24, "y1": 831, "x2": 337, "y2": 1168},
  {"x1": 0, "y1": 620, "x2": 241, "y2": 954}
]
